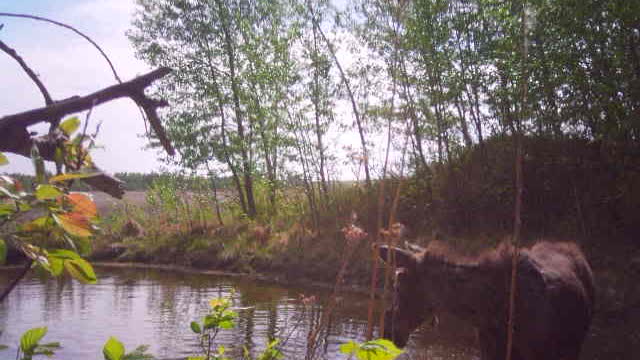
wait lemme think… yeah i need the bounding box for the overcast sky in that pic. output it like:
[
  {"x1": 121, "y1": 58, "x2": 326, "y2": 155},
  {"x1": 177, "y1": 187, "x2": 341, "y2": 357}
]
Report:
[
  {"x1": 1, "y1": 0, "x2": 400, "y2": 180},
  {"x1": 1, "y1": 0, "x2": 164, "y2": 175}
]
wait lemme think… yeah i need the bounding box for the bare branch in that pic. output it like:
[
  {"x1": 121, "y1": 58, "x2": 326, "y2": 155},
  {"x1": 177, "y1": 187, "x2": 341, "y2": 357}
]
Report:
[
  {"x1": 0, "y1": 67, "x2": 175, "y2": 156},
  {"x1": 0, "y1": 12, "x2": 122, "y2": 83},
  {"x1": 0, "y1": 39, "x2": 53, "y2": 106}
]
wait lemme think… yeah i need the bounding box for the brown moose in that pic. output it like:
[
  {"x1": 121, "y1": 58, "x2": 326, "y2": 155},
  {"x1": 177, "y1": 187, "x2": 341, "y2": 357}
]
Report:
[{"x1": 378, "y1": 241, "x2": 595, "y2": 360}]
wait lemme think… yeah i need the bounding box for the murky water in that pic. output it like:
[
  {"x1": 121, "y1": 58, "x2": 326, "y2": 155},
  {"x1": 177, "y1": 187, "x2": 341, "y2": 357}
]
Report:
[
  {"x1": 0, "y1": 265, "x2": 476, "y2": 359},
  {"x1": 0, "y1": 265, "x2": 633, "y2": 359}
]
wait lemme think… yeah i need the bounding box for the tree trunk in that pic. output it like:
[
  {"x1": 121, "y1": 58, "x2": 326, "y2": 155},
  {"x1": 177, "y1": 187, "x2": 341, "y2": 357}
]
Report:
[
  {"x1": 218, "y1": 0, "x2": 257, "y2": 218},
  {"x1": 308, "y1": 3, "x2": 371, "y2": 190},
  {"x1": 312, "y1": 25, "x2": 329, "y2": 201}
]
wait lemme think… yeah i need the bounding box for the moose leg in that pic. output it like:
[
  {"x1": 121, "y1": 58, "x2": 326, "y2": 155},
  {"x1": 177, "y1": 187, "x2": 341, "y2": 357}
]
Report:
[{"x1": 478, "y1": 328, "x2": 506, "y2": 360}]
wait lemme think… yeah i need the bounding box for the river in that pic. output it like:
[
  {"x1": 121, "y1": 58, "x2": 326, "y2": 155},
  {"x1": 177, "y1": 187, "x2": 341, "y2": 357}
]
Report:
[{"x1": 0, "y1": 265, "x2": 634, "y2": 359}]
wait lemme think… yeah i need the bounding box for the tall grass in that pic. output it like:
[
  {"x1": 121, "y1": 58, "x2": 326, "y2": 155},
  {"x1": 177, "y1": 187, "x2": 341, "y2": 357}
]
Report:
[{"x1": 94, "y1": 174, "x2": 377, "y2": 284}]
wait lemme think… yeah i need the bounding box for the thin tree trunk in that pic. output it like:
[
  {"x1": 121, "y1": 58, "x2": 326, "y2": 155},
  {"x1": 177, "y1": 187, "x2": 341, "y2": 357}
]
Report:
[
  {"x1": 454, "y1": 92, "x2": 473, "y2": 147},
  {"x1": 308, "y1": 2, "x2": 371, "y2": 190},
  {"x1": 506, "y1": 4, "x2": 528, "y2": 360},
  {"x1": 219, "y1": 99, "x2": 247, "y2": 215},
  {"x1": 399, "y1": 57, "x2": 428, "y2": 169},
  {"x1": 218, "y1": 0, "x2": 257, "y2": 218},
  {"x1": 206, "y1": 164, "x2": 225, "y2": 226},
  {"x1": 196, "y1": 6, "x2": 247, "y2": 216},
  {"x1": 312, "y1": 25, "x2": 329, "y2": 201}
]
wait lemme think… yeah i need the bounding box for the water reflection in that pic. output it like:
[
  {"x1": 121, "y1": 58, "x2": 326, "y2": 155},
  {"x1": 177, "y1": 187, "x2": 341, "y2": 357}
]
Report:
[
  {"x1": 0, "y1": 266, "x2": 624, "y2": 359},
  {"x1": 0, "y1": 267, "x2": 376, "y2": 359}
]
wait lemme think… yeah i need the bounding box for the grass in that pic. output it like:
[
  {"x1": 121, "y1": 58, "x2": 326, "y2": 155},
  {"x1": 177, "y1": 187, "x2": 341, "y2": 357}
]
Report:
[{"x1": 91, "y1": 180, "x2": 375, "y2": 285}]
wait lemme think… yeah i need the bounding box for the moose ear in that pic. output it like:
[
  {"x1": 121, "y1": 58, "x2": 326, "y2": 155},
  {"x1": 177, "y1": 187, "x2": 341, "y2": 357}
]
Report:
[{"x1": 377, "y1": 245, "x2": 417, "y2": 269}]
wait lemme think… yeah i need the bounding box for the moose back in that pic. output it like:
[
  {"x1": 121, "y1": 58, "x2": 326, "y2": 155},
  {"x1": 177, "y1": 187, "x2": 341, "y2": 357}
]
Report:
[{"x1": 378, "y1": 241, "x2": 595, "y2": 360}]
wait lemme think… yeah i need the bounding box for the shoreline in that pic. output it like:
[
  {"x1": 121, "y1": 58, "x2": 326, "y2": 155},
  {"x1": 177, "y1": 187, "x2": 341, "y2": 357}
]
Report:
[{"x1": 0, "y1": 260, "x2": 375, "y2": 296}]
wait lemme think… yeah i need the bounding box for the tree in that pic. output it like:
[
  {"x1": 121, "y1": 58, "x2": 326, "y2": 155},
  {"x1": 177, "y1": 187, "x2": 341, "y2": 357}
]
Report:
[{"x1": 129, "y1": 0, "x2": 302, "y2": 219}]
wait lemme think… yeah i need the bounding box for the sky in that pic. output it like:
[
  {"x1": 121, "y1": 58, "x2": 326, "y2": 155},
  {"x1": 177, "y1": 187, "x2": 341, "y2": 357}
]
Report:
[
  {"x1": 1, "y1": 0, "x2": 164, "y2": 175},
  {"x1": 1, "y1": 0, "x2": 400, "y2": 180}
]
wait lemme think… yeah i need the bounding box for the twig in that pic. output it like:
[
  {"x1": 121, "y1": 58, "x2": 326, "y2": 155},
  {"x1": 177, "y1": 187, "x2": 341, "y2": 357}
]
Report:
[
  {"x1": 0, "y1": 39, "x2": 53, "y2": 105},
  {"x1": 0, "y1": 260, "x2": 33, "y2": 303},
  {"x1": 74, "y1": 100, "x2": 97, "y2": 170},
  {"x1": 0, "y1": 12, "x2": 122, "y2": 83},
  {"x1": 505, "y1": 2, "x2": 529, "y2": 360}
]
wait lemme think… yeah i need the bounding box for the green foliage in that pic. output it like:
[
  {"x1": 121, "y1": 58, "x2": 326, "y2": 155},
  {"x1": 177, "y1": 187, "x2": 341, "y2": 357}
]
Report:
[
  {"x1": 1, "y1": 117, "x2": 100, "y2": 285},
  {"x1": 122, "y1": 345, "x2": 155, "y2": 360},
  {"x1": 103, "y1": 337, "x2": 155, "y2": 360},
  {"x1": 4, "y1": 326, "x2": 62, "y2": 360},
  {"x1": 59, "y1": 116, "x2": 81, "y2": 136},
  {"x1": 188, "y1": 297, "x2": 237, "y2": 360},
  {"x1": 103, "y1": 337, "x2": 125, "y2": 360},
  {"x1": 186, "y1": 297, "x2": 284, "y2": 360},
  {"x1": 250, "y1": 339, "x2": 283, "y2": 360},
  {"x1": 339, "y1": 339, "x2": 403, "y2": 360}
]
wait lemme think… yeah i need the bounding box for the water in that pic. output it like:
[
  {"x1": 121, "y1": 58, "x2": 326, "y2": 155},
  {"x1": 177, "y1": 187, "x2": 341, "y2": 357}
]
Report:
[
  {"x1": 0, "y1": 265, "x2": 631, "y2": 359},
  {"x1": 0, "y1": 265, "x2": 477, "y2": 360}
]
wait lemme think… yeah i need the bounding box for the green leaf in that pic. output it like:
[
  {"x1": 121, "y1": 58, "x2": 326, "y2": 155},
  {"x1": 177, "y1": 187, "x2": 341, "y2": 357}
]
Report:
[
  {"x1": 20, "y1": 327, "x2": 48, "y2": 354},
  {"x1": 103, "y1": 337, "x2": 125, "y2": 360},
  {"x1": 35, "y1": 184, "x2": 63, "y2": 200},
  {"x1": 60, "y1": 116, "x2": 80, "y2": 136},
  {"x1": 49, "y1": 172, "x2": 103, "y2": 183},
  {"x1": 218, "y1": 319, "x2": 234, "y2": 329},
  {"x1": 340, "y1": 339, "x2": 403, "y2": 360},
  {"x1": 0, "y1": 344, "x2": 8, "y2": 350},
  {"x1": 0, "y1": 203, "x2": 17, "y2": 216},
  {"x1": 190, "y1": 321, "x2": 201, "y2": 334},
  {"x1": 64, "y1": 258, "x2": 97, "y2": 284},
  {"x1": 0, "y1": 153, "x2": 7, "y2": 166},
  {"x1": 31, "y1": 144, "x2": 46, "y2": 184},
  {"x1": 72, "y1": 235, "x2": 93, "y2": 257},
  {"x1": 47, "y1": 256, "x2": 64, "y2": 276},
  {"x1": 339, "y1": 341, "x2": 359, "y2": 355},
  {"x1": 48, "y1": 248, "x2": 82, "y2": 260},
  {"x1": 203, "y1": 314, "x2": 217, "y2": 329}
]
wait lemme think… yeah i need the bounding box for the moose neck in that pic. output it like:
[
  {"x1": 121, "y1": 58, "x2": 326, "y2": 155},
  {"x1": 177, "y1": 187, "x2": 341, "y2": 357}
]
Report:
[{"x1": 420, "y1": 256, "x2": 497, "y2": 323}]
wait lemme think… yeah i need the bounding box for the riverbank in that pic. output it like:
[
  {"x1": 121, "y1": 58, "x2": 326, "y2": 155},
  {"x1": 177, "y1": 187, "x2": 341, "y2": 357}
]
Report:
[{"x1": 90, "y1": 261, "x2": 375, "y2": 295}]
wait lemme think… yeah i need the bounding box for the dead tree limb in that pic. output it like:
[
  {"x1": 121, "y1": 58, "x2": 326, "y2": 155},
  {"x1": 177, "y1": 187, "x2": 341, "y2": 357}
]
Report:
[
  {"x1": 0, "y1": 12, "x2": 122, "y2": 83},
  {"x1": 0, "y1": 67, "x2": 174, "y2": 198},
  {"x1": 0, "y1": 39, "x2": 53, "y2": 106},
  {"x1": 0, "y1": 67, "x2": 174, "y2": 155}
]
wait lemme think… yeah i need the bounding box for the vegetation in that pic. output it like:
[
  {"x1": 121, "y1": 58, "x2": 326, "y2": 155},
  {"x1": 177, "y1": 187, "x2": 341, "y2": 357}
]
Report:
[
  {"x1": 2, "y1": 0, "x2": 640, "y2": 358},
  {"x1": 119, "y1": 0, "x2": 639, "y2": 252},
  {"x1": 85, "y1": 0, "x2": 640, "y2": 320}
]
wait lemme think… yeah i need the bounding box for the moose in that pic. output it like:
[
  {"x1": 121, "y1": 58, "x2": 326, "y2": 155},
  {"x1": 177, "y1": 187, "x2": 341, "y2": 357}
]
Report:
[{"x1": 378, "y1": 241, "x2": 595, "y2": 360}]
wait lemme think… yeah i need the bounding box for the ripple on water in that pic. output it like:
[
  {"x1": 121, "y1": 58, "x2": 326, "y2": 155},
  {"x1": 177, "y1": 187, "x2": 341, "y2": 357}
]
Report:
[{"x1": 1, "y1": 266, "x2": 493, "y2": 359}]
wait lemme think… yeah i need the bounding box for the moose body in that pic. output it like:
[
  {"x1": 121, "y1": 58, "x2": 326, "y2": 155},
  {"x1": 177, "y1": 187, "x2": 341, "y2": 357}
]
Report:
[{"x1": 379, "y1": 241, "x2": 594, "y2": 360}]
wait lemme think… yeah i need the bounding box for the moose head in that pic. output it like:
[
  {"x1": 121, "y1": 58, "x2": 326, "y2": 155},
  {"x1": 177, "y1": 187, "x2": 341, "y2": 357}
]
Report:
[{"x1": 378, "y1": 245, "x2": 433, "y2": 347}]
